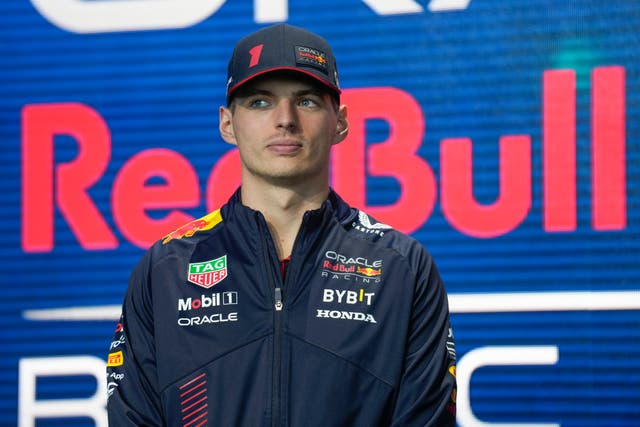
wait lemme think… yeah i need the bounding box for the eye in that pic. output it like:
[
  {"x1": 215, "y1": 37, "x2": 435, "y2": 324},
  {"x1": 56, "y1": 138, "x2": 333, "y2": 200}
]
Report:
[
  {"x1": 298, "y1": 97, "x2": 319, "y2": 108},
  {"x1": 249, "y1": 98, "x2": 271, "y2": 108}
]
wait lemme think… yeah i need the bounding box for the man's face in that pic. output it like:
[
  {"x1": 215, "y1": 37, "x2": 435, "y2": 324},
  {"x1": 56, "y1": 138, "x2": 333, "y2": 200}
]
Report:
[{"x1": 219, "y1": 73, "x2": 348, "y2": 188}]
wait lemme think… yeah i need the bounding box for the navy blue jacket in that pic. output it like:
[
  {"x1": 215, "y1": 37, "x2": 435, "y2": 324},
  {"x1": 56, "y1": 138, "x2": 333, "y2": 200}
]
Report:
[{"x1": 107, "y1": 190, "x2": 456, "y2": 426}]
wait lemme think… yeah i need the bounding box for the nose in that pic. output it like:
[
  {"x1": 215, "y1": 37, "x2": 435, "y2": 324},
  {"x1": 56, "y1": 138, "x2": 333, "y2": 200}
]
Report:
[{"x1": 274, "y1": 99, "x2": 299, "y2": 132}]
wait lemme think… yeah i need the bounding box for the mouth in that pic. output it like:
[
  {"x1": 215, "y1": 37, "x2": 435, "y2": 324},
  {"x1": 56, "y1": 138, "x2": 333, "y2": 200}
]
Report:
[{"x1": 267, "y1": 139, "x2": 303, "y2": 155}]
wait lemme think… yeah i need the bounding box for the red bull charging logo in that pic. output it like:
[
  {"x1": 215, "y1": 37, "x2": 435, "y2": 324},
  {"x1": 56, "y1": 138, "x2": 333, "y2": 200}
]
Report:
[{"x1": 162, "y1": 210, "x2": 222, "y2": 244}]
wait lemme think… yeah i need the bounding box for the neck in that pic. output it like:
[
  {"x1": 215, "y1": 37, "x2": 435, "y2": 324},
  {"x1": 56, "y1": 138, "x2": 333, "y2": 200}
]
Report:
[{"x1": 241, "y1": 181, "x2": 329, "y2": 259}]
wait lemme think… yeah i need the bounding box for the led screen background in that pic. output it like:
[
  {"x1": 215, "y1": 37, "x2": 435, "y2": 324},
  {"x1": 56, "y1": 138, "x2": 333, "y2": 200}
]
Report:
[{"x1": 1, "y1": 0, "x2": 639, "y2": 425}]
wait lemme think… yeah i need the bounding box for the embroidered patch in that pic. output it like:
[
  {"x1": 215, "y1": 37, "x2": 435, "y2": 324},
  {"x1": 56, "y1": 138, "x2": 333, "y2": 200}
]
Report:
[
  {"x1": 163, "y1": 210, "x2": 222, "y2": 244},
  {"x1": 187, "y1": 255, "x2": 228, "y2": 289},
  {"x1": 295, "y1": 45, "x2": 328, "y2": 72}
]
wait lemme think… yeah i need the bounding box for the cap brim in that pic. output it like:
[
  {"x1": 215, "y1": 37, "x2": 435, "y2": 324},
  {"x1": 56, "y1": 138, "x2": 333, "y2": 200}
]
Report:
[{"x1": 227, "y1": 66, "x2": 341, "y2": 101}]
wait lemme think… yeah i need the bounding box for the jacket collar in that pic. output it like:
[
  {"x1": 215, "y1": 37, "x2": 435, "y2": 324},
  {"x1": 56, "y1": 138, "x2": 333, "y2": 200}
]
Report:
[{"x1": 223, "y1": 187, "x2": 356, "y2": 227}]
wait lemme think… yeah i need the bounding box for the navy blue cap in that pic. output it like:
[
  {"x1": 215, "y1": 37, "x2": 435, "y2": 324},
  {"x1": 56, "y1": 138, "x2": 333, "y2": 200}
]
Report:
[{"x1": 226, "y1": 24, "x2": 340, "y2": 103}]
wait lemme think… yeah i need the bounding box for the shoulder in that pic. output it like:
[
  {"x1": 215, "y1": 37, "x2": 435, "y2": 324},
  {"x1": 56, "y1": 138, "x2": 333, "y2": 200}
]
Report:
[
  {"x1": 161, "y1": 209, "x2": 224, "y2": 245},
  {"x1": 144, "y1": 209, "x2": 226, "y2": 266},
  {"x1": 344, "y1": 209, "x2": 434, "y2": 274}
]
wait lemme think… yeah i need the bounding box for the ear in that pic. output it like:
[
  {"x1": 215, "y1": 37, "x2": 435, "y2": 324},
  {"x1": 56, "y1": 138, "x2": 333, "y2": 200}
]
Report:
[
  {"x1": 332, "y1": 104, "x2": 349, "y2": 145},
  {"x1": 219, "y1": 106, "x2": 237, "y2": 146}
]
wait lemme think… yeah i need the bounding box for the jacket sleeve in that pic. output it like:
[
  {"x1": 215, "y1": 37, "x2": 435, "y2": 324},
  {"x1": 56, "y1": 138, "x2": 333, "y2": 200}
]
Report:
[
  {"x1": 106, "y1": 250, "x2": 164, "y2": 426},
  {"x1": 391, "y1": 251, "x2": 457, "y2": 426}
]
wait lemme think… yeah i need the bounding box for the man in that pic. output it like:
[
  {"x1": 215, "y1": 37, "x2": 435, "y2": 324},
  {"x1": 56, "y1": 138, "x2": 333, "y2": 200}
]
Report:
[{"x1": 107, "y1": 23, "x2": 456, "y2": 426}]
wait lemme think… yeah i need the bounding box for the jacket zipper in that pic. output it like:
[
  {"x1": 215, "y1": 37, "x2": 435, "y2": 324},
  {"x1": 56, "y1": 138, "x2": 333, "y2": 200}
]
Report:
[
  {"x1": 258, "y1": 215, "x2": 285, "y2": 427},
  {"x1": 262, "y1": 211, "x2": 313, "y2": 427},
  {"x1": 272, "y1": 287, "x2": 283, "y2": 427}
]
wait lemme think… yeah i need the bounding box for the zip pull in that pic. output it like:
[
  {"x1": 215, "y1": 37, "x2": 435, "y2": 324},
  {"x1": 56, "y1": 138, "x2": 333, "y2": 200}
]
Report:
[{"x1": 274, "y1": 287, "x2": 283, "y2": 311}]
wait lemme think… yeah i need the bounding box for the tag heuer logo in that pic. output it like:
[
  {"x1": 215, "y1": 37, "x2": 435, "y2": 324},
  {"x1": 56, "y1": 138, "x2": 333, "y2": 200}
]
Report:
[{"x1": 187, "y1": 256, "x2": 228, "y2": 289}]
